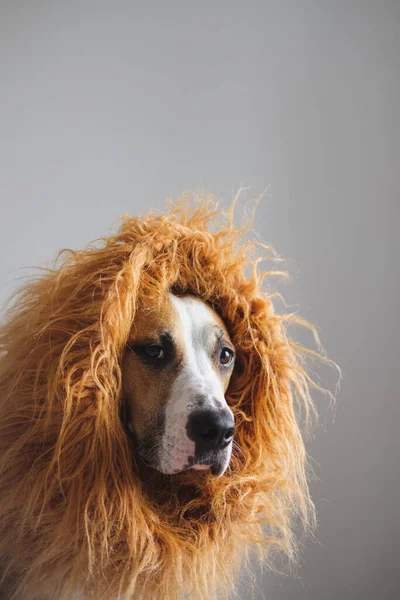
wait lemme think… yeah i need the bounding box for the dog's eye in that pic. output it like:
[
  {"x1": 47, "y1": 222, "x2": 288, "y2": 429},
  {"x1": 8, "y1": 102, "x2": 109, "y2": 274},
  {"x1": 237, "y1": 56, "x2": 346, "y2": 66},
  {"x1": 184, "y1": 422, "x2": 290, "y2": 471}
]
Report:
[
  {"x1": 144, "y1": 344, "x2": 164, "y2": 360},
  {"x1": 220, "y1": 347, "x2": 234, "y2": 367}
]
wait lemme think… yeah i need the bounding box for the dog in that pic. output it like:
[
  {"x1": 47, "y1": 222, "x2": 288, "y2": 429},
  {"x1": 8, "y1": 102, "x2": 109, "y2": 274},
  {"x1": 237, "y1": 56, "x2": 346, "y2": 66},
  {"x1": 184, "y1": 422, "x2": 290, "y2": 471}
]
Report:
[{"x1": 0, "y1": 195, "x2": 321, "y2": 599}]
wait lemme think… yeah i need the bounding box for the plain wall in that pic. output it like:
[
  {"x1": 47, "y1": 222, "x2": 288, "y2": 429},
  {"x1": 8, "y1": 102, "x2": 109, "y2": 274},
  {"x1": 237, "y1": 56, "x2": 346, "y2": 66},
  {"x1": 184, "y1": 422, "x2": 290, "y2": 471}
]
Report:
[{"x1": 0, "y1": 2, "x2": 399, "y2": 599}]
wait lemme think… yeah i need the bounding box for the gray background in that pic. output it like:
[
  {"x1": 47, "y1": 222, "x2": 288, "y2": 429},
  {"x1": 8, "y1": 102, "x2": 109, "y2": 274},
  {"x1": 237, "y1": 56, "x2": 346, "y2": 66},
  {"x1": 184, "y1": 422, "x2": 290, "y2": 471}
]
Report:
[{"x1": 0, "y1": 1, "x2": 399, "y2": 599}]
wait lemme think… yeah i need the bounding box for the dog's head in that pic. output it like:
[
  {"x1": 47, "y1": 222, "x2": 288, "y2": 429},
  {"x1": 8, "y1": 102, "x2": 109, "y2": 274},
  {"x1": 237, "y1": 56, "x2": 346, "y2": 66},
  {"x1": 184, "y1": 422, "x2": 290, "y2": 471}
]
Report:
[
  {"x1": 123, "y1": 292, "x2": 236, "y2": 477},
  {"x1": 0, "y1": 196, "x2": 328, "y2": 600}
]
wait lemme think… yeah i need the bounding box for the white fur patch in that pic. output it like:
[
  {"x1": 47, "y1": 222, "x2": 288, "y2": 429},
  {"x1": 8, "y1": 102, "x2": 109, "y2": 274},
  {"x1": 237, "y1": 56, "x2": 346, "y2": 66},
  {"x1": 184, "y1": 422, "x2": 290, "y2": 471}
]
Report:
[{"x1": 159, "y1": 294, "x2": 233, "y2": 474}]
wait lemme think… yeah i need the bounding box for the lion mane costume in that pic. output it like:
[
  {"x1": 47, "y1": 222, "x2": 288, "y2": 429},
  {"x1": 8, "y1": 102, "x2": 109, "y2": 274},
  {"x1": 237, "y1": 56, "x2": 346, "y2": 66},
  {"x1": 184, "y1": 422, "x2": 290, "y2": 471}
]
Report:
[{"x1": 0, "y1": 194, "x2": 326, "y2": 600}]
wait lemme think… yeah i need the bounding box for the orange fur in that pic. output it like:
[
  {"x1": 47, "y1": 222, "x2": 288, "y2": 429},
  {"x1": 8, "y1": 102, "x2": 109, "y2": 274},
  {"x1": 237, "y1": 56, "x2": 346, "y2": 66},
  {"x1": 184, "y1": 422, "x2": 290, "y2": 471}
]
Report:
[{"x1": 0, "y1": 192, "x2": 331, "y2": 599}]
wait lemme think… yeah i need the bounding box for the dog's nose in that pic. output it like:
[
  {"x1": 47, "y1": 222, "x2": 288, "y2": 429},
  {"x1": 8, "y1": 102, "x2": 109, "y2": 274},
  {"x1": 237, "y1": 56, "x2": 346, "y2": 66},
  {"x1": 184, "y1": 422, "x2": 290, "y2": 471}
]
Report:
[{"x1": 186, "y1": 408, "x2": 235, "y2": 452}]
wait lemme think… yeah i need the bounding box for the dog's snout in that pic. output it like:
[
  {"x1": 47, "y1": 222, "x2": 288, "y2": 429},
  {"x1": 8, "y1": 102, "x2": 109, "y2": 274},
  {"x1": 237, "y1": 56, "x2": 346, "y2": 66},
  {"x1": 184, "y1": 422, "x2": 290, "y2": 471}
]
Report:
[{"x1": 187, "y1": 408, "x2": 235, "y2": 452}]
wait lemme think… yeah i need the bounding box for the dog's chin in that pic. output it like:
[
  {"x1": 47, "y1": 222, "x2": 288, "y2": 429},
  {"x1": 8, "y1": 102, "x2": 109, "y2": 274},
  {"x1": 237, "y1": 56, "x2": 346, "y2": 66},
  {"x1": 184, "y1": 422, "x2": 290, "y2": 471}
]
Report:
[{"x1": 157, "y1": 453, "x2": 230, "y2": 478}]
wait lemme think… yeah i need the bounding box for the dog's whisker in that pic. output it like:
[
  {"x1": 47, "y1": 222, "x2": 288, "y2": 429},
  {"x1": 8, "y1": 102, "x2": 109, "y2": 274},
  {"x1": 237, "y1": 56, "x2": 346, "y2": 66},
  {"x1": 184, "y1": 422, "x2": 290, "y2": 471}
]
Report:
[{"x1": 231, "y1": 440, "x2": 245, "y2": 460}]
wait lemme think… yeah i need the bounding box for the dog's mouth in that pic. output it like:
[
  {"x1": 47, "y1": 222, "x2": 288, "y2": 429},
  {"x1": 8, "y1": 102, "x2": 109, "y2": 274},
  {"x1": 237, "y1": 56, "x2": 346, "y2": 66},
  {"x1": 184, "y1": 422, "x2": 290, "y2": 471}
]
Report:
[
  {"x1": 134, "y1": 453, "x2": 227, "y2": 482},
  {"x1": 183, "y1": 448, "x2": 231, "y2": 477},
  {"x1": 135, "y1": 444, "x2": 229, "y2": 478},
  {"x1": 191, "y1": 463, "x2": 224, "y2": 476},
  {"x1": 188, "y1": 457, "x2": 228, "y2": 477},
  {"x1": 191, "y1": 464, "x2": 210, "y2": 471}
]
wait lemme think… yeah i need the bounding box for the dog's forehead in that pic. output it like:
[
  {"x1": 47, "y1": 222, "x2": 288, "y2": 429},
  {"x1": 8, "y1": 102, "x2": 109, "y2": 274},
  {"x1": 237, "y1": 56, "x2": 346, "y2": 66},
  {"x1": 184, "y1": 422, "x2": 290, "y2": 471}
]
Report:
[
  {"x1": 130, "y1": 293, "x2": 177, "y2": 339},
  {"x1": 168, "y1": 293, "x2": 229, "y2": 342},
  {"x1": 131, "y1": 293, "x2": 229, "y2": 342}
]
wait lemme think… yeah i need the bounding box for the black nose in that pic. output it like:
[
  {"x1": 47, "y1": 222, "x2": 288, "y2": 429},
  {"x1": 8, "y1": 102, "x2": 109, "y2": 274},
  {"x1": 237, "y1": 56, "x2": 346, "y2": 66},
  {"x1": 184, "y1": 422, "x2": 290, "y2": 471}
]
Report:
[{"x1": 186, "y1": 408, "x2": 235, "y2": 453}]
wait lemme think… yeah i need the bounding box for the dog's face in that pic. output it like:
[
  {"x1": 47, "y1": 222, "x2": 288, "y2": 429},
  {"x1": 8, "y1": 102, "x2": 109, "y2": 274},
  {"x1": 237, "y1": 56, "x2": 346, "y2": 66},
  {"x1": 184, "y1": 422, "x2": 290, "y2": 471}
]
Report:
[{"x1": 122, "y1": 293, "x2": 235, "y2": 477}]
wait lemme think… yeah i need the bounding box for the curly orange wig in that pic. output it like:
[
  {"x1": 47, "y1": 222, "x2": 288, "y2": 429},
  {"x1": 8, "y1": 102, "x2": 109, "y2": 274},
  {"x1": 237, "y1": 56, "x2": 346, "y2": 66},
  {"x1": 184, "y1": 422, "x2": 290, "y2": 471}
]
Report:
[{"x1": 0, "y1": 193, "x2": 329, "y2": 600}]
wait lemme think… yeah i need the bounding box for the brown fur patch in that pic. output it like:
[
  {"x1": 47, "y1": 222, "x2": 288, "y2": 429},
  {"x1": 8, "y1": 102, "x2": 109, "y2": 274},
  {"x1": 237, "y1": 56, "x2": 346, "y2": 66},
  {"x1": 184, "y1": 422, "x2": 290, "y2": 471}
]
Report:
[{"x1": 122, "y1": 293, "x2": 182, "y2": 438}]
